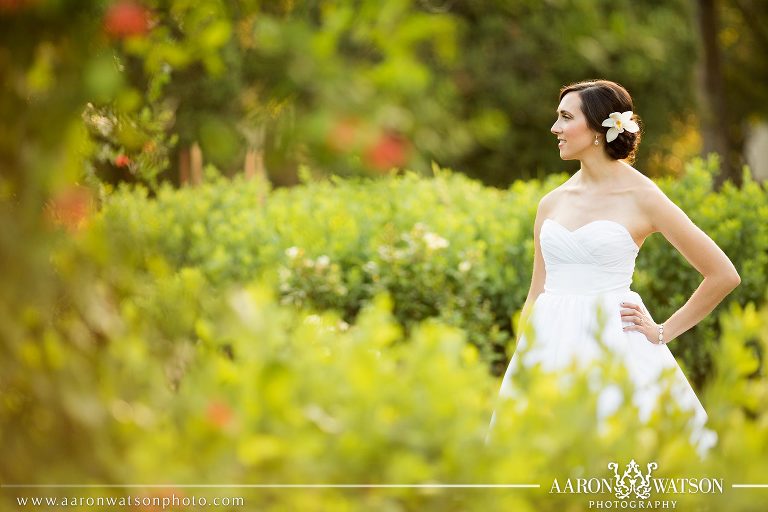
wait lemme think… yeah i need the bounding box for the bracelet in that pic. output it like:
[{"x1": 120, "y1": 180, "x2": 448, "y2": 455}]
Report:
[{"x1": 657, "y1": 323, "x2": 665, "y2": 345}]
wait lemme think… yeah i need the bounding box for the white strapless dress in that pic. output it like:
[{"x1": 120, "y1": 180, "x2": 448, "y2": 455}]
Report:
[{"x1": 485, "y1": 218, "x2": 716, "y2": 455}]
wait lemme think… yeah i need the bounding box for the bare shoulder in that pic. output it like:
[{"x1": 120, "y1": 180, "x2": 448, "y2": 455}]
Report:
[
  {"x1": 536, "y1": 188, "x2": 565, "y2": 223},
  {"x1": 624, "y1": 167, "x2": 685, "y2": 232},
  {"x1": 537, "y1": 188, "x2": 559, "y2": 216},
  {"x1": 537, "y1": 174, "x2": 575, "y2": 217},
  {"x1": 623, "y1": 166, "x2": 659, "y2": 195}
]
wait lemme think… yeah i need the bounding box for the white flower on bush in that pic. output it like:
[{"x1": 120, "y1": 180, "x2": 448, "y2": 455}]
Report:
[
  {"x1": 363, "y1": 261, "x2": 379, "y2": 274},
  {"x1": 303, "y1": 404, "x2": 342, "y2": 434},
  {"x1": 277, "y1": 266, "x2": 291, "y2": 281},
  {"x1": 90, "y1": 114, "x2": 113, "y2": 137},
  {"x1": 401, "y1": 233, "x2": 417, "y2": 251},
  {"x1": 316, "y1": 255, "x2": 330, "y2": 270},
  {"x1": 423, "y1": 232, "x2": 449, "y2": 250},
  {"x1": 394, "y1": 249, "x2": 408, "y2": 260},
  {"x1": 458, "y1": 260, "x2": 472, "y2": 273},
  {"x1": 285, "y1": 246, "x2": 301, "y2": 259},
  {"x1": 377, "y1": 245, "x2": 394, "y2": 261}
]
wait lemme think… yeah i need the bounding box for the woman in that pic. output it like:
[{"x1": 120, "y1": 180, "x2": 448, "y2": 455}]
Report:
[{"x1": 486, "y1": 79, "x2": 740, "y2": 455}]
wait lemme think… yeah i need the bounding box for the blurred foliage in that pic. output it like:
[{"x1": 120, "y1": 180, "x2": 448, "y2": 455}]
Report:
[
  {"x1": 5, "y1": 0, "x2": 763, "y2": 193},
  {"x1": 82, "y1": 157, "x2": 767, "y2": 389},
  {"x1": 2, "y1": 246, "x2": 767, "y2": 509},
  {"x1": 1, "y1": 1, "x2": 99, "y2": 203},
  {"x1": 104, "y1": 0, "x2": 765, "y2": 187},
  {"x1": 92, "y1": 0, "x2": 709, "y2": 186},
  {"x1": 80, "y1": 0, "x2": 468, "y2": 188}
]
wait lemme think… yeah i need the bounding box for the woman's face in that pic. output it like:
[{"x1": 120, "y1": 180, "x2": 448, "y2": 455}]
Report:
[{"x1": 550, "y1": 92, "x2": 596, "y2": 161}]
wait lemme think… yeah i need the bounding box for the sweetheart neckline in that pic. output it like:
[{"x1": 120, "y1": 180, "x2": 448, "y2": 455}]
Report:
[{"x1": 543, "y1": 218, "x2": 640, "y2": 251}]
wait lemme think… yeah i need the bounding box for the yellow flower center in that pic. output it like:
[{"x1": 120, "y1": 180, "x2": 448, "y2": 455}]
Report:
[{"x1": 615, "y1": 120, "x2": 623, "y2": 129}]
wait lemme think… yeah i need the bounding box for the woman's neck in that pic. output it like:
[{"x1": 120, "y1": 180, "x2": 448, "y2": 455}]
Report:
[{"x1": 577, "y1": 155, "x2": 627, "y2": 186}]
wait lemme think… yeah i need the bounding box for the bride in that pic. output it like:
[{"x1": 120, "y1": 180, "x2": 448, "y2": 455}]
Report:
[{"x1": 485, "y1": 79, "x2": 741, "y2": 455}]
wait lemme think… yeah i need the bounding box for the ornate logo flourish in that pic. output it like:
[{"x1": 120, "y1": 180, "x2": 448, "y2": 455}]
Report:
[{"x1": 608, "y1": 459, "x2": 658, "y2": 500}]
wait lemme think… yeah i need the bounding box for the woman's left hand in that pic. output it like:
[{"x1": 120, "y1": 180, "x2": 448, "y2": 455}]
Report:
[{"x1": 620, "y1": 302, "x2": 664, "y2": 345}]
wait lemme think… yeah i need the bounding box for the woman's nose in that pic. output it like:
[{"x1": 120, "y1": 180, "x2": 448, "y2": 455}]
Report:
[{"x1": 551, "y1": 121, "x2": 559, "y2": 134}]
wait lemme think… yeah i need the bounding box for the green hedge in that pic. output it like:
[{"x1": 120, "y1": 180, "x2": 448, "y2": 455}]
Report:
[{"x1": 88, "y1": 157, "x2": 768, "y2": 389}]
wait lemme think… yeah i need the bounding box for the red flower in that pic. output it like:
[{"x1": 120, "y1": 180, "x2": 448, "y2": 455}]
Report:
[
  {"x1": 327, "y1": 117, "x2": 362, "y2": 153},
  {"x1": 44, "y1": 185, "x2": 93, "y2": 232},
  {"x1": 0, "y1": 0, "x2": 36, "y2": 12},
  {"x1": 103, "y1": 1, "x2": 150, "y2": 40},
  {"x1": 364, "y1": 132, "x2": 410, "y2": 171},
  {"x1": 115, "y1": 154, "x2": 131, "y2": 167},
  {"x1": 206, "y1": 400, "x2": 233, "y2": 429}
]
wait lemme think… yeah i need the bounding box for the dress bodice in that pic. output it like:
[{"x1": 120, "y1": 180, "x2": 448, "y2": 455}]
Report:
[{"x1": 540, "y1": 218, "x2": 639, "y2": 295}]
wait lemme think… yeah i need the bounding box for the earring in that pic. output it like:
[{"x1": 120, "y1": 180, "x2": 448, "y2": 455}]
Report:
[{"x1": 594, "y1": 135, "x2": 599, "y2": 146}]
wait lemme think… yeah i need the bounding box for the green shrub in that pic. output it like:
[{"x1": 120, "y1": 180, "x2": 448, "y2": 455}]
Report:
[{"x1": 88, "y1": 158, "x2": 767, "y2": 388}]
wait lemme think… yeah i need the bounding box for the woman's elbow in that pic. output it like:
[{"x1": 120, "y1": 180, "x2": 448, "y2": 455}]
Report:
[
  {"x1": 730, "y1": 271, "x2": 741, "y2": 289},
  {"x1": 708, "y1": 265, "x2": 740, "y2": 292},
  {"x1": 723, "y1": 268, "x2": 741, "y2": 291}
]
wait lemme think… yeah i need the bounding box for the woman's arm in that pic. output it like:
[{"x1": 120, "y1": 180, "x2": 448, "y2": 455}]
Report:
[
  {"x1": 515, "y1": 194, "x2": 551, "y2": 344},
  {"x1": 626, "y1": 184, "x2": 740, "y2": 343}
]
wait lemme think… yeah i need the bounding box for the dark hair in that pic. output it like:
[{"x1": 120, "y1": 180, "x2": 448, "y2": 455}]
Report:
[{"x1": 559, "y1": 79, "x2": 642, "y2": 163}]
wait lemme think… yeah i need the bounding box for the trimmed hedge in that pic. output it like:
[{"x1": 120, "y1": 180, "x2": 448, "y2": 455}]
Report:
[{"x1": 89, "y1": 157, "x2": 768, "y2": 388}]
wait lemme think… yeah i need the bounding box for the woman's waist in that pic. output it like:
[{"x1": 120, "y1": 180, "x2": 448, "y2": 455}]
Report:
[
  {"x1": 541, "y1": 286, "x2": 636, "y2": 297},
  {"x1": 543, "y1": 263, "x2": 634, "y2": 295}
]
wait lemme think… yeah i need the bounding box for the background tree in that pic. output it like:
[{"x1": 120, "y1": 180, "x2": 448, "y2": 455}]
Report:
[
  {"x1": 96, "y1": 0, "x2": 468, "y2": 189},
  {"x1": 702, "y1": 0, "x2": 768, "y2": 186},
  {"x1": 696, "y1": 0, "x2": 732, "y2": 186}
]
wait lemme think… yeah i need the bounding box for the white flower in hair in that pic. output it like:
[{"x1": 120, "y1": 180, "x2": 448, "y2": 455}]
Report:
[{"x1": 601, "y1": 111, "x2": 639, "y2": 143}]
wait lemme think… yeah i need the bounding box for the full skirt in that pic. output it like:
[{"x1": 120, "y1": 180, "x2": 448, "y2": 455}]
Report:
[{"x1": 485, "y1": 289, "x2": 717, "y2": 457}]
